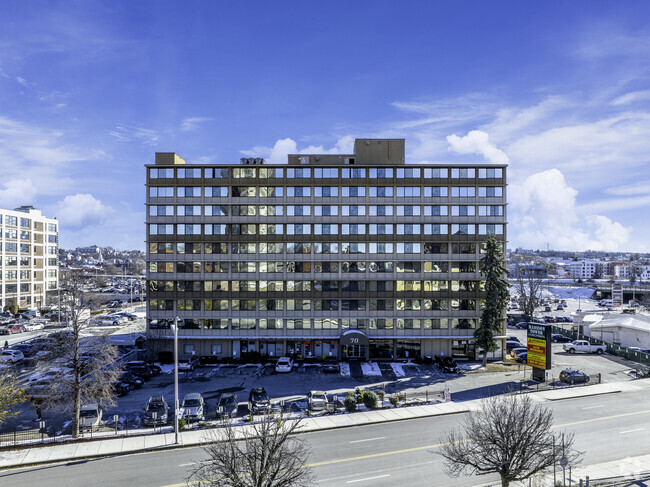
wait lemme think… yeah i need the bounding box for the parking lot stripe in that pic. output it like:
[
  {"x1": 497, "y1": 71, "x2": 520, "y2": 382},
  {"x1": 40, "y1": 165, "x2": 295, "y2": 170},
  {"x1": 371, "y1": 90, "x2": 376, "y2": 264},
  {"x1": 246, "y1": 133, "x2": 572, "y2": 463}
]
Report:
[
  {"x1": 582, "y1": 405, "x2": 604, "y2": 410},
  {"x1": 350, "y1": 437, "x2": 385, "y2": 443},
  {"x1": 619, "y1": 428, "x2": 645, "y2": 434},
  {"x1": 346, "y1": 474, "x2": 390, "y2": 483}
]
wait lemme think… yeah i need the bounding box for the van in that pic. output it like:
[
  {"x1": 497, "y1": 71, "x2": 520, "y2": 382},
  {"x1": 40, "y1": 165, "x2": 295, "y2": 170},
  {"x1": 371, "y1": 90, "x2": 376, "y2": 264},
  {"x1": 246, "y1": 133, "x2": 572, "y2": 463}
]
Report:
[
  {"x1": 79, "y1": 403, "x2": 103, "y2": 431},
  {"x1": 599, "y1": 299, "x2": 613, "y2": 307}
]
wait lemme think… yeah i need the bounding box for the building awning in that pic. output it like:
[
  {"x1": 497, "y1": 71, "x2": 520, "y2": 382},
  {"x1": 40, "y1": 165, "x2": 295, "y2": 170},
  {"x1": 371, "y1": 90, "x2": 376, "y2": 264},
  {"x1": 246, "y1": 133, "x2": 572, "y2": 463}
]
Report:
[{"x1": 339, "y1": 329, "x2": 369, "y2": 347}]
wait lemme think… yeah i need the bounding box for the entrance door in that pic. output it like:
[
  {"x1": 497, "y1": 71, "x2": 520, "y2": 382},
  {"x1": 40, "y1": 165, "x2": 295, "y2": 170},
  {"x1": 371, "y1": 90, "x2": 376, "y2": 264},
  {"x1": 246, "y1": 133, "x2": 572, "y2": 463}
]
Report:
[{"x1": 343, "y1": 344, "x2": 366, "y2": 358}]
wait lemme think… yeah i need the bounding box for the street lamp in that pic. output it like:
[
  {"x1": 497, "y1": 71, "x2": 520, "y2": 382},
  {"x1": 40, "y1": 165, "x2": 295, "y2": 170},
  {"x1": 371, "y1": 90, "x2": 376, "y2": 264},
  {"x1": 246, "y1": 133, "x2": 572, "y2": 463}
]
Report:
[{"x1": 171, "y1": 316, "x2": 180, "y2": 444}]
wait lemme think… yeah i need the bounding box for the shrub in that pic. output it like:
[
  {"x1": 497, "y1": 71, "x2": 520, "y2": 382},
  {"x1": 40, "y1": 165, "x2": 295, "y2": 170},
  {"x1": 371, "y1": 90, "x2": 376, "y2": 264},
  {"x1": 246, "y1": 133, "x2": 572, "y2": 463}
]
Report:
[
  {"x1": 389, "y1": 395, "x2": 399, "y2": 407},
  {"x1": 178, "y1": 418, "x2": 187, "y2": 431},
  {"x1": 377, "y1": 391, "x2": 385, "y2": 404},
  {"x1": 362, "y1": 391, "x2": 378, "y2": 409},
  {"x1": 344, "y1": 395, "x2": 357, "y2": 413}
]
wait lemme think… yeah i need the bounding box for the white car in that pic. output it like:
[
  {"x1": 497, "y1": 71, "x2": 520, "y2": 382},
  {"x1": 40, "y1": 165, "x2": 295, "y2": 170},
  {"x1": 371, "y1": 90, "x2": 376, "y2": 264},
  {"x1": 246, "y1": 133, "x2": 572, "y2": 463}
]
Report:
[
  {"x1": 95, "y1": 315, "x2": 126, "y2": 326},
  {"x1": 1, "y1": 349, "x2": 24, "y2": 363},
  {"x1": 25, "y1": 321, "x2": 45, "y2": 331},
  {"x1": 275, "y1": 357, "x2": 294, "y2": 373},
  {"x1": 307, "y1": 390, "x2": 329, "y2": 411}
]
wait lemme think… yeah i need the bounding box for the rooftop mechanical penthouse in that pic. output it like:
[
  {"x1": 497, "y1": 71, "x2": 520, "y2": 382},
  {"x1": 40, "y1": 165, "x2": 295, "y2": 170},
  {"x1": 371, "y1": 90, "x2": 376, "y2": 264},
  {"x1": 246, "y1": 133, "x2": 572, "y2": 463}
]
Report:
[{"x1": 145, "y1": 139, "x2": 507, "y2": 361}]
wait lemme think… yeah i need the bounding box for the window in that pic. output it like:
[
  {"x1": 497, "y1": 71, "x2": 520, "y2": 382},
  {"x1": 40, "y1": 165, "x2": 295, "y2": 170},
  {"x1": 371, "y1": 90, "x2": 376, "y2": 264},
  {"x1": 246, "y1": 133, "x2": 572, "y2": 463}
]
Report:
[
  {"x1": 451, "y1": 187, "x2": 476, "y2": 197},
  {"x1": 149, "y1": 224, "x2": 174, "y2": 235},
  {"x1": 259, "y1": 167, "x2": 283, "y2": 179},
  {"x1": 258, "y1": 205, "x2": 283, "y2": 216},
  {"x1": 287, "y1": 205, "x2": 311, "y2": 216},
  {"x1": 232, "y1": 243, "x2": 256, "y2": 254},
  {"x1": 342, "y1": 187, "x2": 365, "y2": 197},
  {"x1": 424, "y1": 168, "x2": 448, "y2": 178},
  {"x1": 369, "y1": 168, "x2": 393, "y2": 178},
  {"x1": 259, "y1": 187, "x2": 283, "y2": 197},
  {"x1": 478, "y1": 187, "x2": 503, "y2": 197},
  {"x1": 286, "y1": 187, "x2": 310, "y2": 197},
  {"x1": 233, "y1": 167, "x2": 257, "y2": 178},
  {"x1": 478, "y1": 205, "x2": 504, "y2": 216},
  {"x1": 287, "y1": 168, "x2": 311, "y2": 178},
  {"x1": 451, "y1": 205, "x2": 476, "y2": 216},
  {"x1": 424, "y1": 205, "x2": 448, "y2": 216},
  {"x1": 341, "y1": 205, "x2": 365, "y2": 216},
  {"x1": 424, "y1": 261, "x2": 449, "y2": 272},
  {"x1": 47, "y1": 223, "x2": 57, "y2": 232},
  {"x1": 341, "y1": 243, "x2": 366, "y2": 254},
  {"x1": 183, "y1": 344, "x2": 195, "y2": 355},
  {"x1": 397, "y1": 205, "x2": 421, "y2": 216},
  {"x1": 397, "y1": 224, "x2": 420, "y2": 235},
  {"x1": 204, "y1": 243, "x2": 227, "y2": 254},
  {"x1": 149, "y1": 187, "x2": 174, "y2": 197},
  {"x1": 204, "y1": 280, "x2": 228, "y2": 292},
  {"x1": 232, "y1": 262, "x2": 257, "y2": 272},
  {"x1": 206, "y1": 205, "x2": 228, "y2": 216},
  {"x1": 286, "y1": 224, "x2": 310, "y2": 235},
  {"x1": 205, "y1": 186, "x2": 229, "y2": 197},
  {"x1": 149, "y1": 262, "x2": 174, "y2": 273},
  {"x1": 451, "y1": 224, "x2": 476, "y2": 235},
  {"x1": 342, "y1": 224, "x2": 365, "y2": 235},
  {"x1": 204, "y1": 262, "x2": 228, "y2": 273},
  {"x1": 205, "y1": 167, "x2": 229, "y2": 178},
  {"x1": 478, "y1": 224, "x2": 504, "y2": 234},
  {"x1": 177, "y1": 205, "x2": 201, "y2": 216},
  {"x1": 314, "y1": 242, "x2": 339, "y2": 254},
  {"x1": 342, "y1": 168, "x2": 366, "y2": 178},
  {"x1": 286, "y1": 242, "x2": 311, "y2": 254},
  {"x1": 314, "y1": 224, "x2": 338, "y2": 235},
  {"x1": 315, "y1": 205, "x2": 338, "y2": 216},
  {"x1": 206, "y1": 224, "x2": 228, "y2": 235},
  {"x1": 176, "y1": 242, "x2": 201, "y2": 254},
  {"x1": 204, "y1": 299, "x2": 228, "y2": 310},
  {"x1": 369, "y1": 186, "x2": 393, "y2": 197},
  {"x1": 259, "y1": 223, "x2": 283, "y2": 235},
  {"x1": 177, "y1": 224, "x2": 202, "y2": 235},
  {"x1": 369, "y1": 205, "x2": 393, "y2": 216},
  {"x1": 233, "y1": 186, "x2": 257, "y2": 197},
  {"x1": 397, "y1": 168, "x2": 421, "y2": 178},
  {"x1": 397, "y1": 243, "x2": 421, "y2": 253},
  {"x1": 314, "y1": 186, "x2": 338, "y2": 197},
  {"x1": 424, "y1": 187, "x2": 448, "y2": 197},
  {"x1": 396, "y1": 186, "x2": 420, "y2": 197},
  {"x1": 150, "y1": 168, "x2": 174, "y2": 178},
  {"x1": 451, "y1": 168, "x2": 476, "y2": 178},
  {"x1": 177, "y1": 168, "x2": 202, "y2": 178},
  {"x1": 20, "y1": 218, "x2": 29, "y2": 228},
  {"x1": 259, "y1": 243, "x2": 284, "y2": 254},
  {"x1": 369, "y1": 243, "x2": 393, "y2": 254},
  {"x1": 177, "y1": 187, "x2": 202, "y2": 197},
  {"x1": 177, "y1": 261, "x2": 202, "y2": 273},
  {"x1": 149, "y1": 205, "x2": 174, "y2": 216},
  {"x1": 478, "y1": 168, "x2": 503, "y2": 178},
  {"x1": 369, "y1": 224, "x2": 393, "y2": 235},
  {"x1": 314, "y1": 168, "x2": 338, "y2": 178}
]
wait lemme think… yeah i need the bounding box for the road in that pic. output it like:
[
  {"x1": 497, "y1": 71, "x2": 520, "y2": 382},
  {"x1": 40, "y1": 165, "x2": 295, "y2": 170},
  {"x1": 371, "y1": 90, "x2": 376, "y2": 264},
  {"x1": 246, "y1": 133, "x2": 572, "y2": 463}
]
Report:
[{"x1": 3, "y1": 385, "x2": 650, "y2": 487}]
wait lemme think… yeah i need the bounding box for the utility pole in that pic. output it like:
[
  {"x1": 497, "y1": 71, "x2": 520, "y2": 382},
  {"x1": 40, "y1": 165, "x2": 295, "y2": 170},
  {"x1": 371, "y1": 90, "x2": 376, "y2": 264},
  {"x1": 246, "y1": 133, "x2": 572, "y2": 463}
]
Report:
[{"x1": 173, "y1": 316, "x2": 179, "y2": 444}]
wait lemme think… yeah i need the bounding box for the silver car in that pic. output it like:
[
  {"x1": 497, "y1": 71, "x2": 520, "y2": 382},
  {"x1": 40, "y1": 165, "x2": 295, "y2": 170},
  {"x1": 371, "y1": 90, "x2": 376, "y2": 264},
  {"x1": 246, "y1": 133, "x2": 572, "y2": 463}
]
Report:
[{"x1": 182, "y1": 393, "x2": 205, "y2": 422}]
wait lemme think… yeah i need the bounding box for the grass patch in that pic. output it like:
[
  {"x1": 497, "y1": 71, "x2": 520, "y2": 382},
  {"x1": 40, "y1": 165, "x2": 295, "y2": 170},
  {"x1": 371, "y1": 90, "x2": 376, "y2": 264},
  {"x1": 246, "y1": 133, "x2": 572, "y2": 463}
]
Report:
[{"x1": 468, "y1": 363, "x2": 517, "y2": 373}]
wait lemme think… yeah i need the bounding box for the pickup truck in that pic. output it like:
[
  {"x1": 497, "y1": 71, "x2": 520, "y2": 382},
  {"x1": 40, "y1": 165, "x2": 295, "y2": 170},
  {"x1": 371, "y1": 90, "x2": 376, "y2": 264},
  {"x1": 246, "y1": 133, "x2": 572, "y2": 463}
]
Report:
[{"x1": 563, "y1": 340, "x2": 605, "y2": 355}]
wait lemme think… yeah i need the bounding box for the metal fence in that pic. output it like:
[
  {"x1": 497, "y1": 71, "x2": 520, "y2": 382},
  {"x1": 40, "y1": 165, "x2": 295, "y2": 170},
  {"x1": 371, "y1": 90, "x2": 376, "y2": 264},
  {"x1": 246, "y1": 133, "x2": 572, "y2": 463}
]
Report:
[{"x1": 550, "y1": 325, "x2": 650, "y2": 367}]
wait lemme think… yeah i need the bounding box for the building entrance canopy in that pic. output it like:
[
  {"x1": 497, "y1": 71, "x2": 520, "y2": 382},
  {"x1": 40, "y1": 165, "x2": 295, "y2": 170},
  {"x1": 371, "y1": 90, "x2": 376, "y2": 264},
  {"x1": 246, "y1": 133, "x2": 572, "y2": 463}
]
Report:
[{"x1": 339, "y1": 329, "x2": 369, "y2": 347}]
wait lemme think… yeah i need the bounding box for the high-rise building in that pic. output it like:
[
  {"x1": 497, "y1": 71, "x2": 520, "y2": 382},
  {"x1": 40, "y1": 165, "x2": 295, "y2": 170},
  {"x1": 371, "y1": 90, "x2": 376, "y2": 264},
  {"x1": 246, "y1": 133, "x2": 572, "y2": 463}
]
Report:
[
  {"x1": 145, "y1": 139, "x2": 507, "y2": 361},
  {"x1": 0, "y1": 206, "x2": 59, "y2": 310}
]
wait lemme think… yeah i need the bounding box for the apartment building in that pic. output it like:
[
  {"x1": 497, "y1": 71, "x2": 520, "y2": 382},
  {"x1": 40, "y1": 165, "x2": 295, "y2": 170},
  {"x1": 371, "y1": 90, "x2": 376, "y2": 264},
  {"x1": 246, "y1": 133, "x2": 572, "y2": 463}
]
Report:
[
  {"x1": 0, "y1": 206, "x2": 59, "y2": 310},
  {"x1": 145, "y1": 139, "x2": 507, "y2": 361}
]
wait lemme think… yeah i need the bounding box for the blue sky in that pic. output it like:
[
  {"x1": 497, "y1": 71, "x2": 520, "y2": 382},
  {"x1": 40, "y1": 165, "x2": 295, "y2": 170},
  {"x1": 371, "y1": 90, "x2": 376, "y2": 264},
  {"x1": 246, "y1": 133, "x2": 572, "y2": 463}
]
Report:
[{"x1": 1, "y1": 1, "x2": 650, "y2": 252}]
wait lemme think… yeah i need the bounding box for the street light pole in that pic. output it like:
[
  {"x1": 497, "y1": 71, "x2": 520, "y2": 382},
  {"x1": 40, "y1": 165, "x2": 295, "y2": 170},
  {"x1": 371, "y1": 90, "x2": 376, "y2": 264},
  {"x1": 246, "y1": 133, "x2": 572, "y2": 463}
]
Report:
[{"x1": 173, "y1": 316, "x2": 179, "y2": 444}]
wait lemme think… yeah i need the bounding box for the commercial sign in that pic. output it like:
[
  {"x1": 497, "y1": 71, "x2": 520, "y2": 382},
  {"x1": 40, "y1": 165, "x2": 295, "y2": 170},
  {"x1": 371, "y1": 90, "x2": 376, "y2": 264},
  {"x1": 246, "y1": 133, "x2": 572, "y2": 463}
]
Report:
[
  {"x1": 612, "y1": 283, "x2": 623, "y2": 307},
  {"x1": 527, "y1": 323, "x2": 551, "y2": 370}
]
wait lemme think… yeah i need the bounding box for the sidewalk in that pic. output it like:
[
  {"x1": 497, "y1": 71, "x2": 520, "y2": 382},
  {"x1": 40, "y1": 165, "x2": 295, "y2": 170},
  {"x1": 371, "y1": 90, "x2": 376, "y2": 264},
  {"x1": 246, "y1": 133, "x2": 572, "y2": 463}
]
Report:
[{"x1": 1, "y1": 381, "x2": 649, "y2": 487}]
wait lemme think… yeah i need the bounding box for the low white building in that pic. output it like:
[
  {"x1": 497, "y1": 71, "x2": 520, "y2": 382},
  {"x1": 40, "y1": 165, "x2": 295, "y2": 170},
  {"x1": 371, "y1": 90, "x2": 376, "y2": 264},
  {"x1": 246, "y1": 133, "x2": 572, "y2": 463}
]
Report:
[{"x1": 586, "y1": 315, "x2": 650, "y2": 348}]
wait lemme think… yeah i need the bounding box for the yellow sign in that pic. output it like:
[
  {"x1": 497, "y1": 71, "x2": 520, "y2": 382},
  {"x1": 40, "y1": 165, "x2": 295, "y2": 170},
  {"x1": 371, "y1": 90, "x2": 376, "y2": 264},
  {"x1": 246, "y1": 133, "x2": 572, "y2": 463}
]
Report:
[{"x1": 527, "y1": 337, "x2": 547, "y2": 369}]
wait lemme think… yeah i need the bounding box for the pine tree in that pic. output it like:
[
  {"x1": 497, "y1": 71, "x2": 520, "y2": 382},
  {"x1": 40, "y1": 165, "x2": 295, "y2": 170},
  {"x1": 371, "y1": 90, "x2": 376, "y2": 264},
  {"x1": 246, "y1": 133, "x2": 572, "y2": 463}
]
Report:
[{"x1": 475, "y1": 234, "x2": 509, "y2": 366}]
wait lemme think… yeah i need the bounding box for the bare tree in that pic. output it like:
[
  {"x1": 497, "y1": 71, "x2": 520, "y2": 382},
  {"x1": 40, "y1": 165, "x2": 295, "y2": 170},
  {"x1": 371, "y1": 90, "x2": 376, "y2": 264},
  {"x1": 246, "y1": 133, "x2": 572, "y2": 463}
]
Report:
[
  {"x1": 512, "y1": 266, "x2": 546, "y2": 320},
  {"x1": 438, "y1": 394, "x2": 580, "y2": 487},
  {"x1": 0, "y1": 369, "x2": 25, "y2": 426},
  {"x1": 188, "y1": 415, "x2": 315, "y2": 487},
  {"x1": 34, "y1": 270, "x2": 122, "y2": 438}
]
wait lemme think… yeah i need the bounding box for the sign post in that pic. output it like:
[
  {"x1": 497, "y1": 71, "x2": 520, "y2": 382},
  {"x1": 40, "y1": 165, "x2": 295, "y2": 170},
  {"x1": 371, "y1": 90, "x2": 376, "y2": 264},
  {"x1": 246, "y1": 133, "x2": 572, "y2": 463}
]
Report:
[{"x1": 527, "y1": 323, "x2": 551, "y2": 382}]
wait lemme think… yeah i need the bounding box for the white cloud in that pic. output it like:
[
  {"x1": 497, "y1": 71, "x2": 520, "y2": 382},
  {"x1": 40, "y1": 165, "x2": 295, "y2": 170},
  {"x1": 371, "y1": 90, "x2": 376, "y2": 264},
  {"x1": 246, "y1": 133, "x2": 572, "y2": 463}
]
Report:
[
  {"x1": 446, "y1": 130, "x2": 509, "y2": 164},
  {"x1": 16, "y1": 76, "x2": 27, "y2": 87},
  {"x1": 240, "y1": 136, "x2": 353, "y2": 164},
  {"x1": 55, "y1": 193, "x2": 114, "y2": 228},
  {"x1": 0, "y1": 179, "x2": 37, "y2": 208},
  {"x1": 604, "y1": 180, "x2": 650, "y2": 196},
  {"x1": 110, "y1": 124, "x2": 159, "y2": 145},
  {"x1": 509, "y1": 169, "x2": 632, "y2": 251},
  {"x1": 180, "y1": 117, "x2": 212, "y2": 132},
  {"x1": 611, "y1": 90, "x2": 650, "y2": 106}
]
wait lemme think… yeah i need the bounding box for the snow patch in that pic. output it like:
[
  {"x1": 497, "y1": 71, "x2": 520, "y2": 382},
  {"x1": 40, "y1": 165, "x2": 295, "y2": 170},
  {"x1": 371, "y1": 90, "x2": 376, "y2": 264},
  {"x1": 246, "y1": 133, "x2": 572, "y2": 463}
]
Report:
[
  {"x1": 389, "y1": 363, "x2": 406, "y2": 377},
  {"x1": 361, "y1": 362, "x2": 382, "y2": 376},
  {"x1": 339, "y1": 363, "x2": 351, "y2": 376}
]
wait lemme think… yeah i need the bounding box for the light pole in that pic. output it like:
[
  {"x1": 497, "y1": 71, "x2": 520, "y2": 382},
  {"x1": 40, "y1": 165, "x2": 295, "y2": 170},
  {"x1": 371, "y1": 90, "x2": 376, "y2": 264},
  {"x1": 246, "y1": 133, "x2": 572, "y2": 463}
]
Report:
[{"x1": 172, "y1": 316, "x2": 179, "y2": 444}]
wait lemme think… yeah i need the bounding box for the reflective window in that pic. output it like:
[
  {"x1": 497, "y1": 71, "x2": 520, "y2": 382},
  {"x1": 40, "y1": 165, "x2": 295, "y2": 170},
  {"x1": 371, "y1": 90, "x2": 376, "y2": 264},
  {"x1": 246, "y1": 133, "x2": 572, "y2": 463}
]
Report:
[
  {"x1": 397, "y1": 168, "x2": 421, "y2": 178},
  {"x1": 478, "y1": 187, "x2": 503, "y2": 197},
  {"x1": 478, "y1": 205, "x2": 503, "y2": 216},
  {"x1": 149, "y1": 187, "x2": 174, "y2": 197},
  {"x1": 233, "y1": 167, "x2": 257, "y2": 178},
  {"x1": 424, "y1": 168, "x2": 448, "y2": 178},
  {"x1": 478, "y1": 224, "x2": 504, "y2": 234},
  {"x1": 451, "y1": 205, "x2": 475, "y2": 216},
  {"x1": 423, "y1": 224, "x2": 448, "y2": 235},
  {"x1": 369, "y1": 243, "x2": 393, "y2": 254},
  {"x1": 424, "y1": 187, "x2": 448, "y2": 197},
  {"x1": 451, "y1": 224, "x2": 476, "y2": 235},
  {"x1": 177, "y1": 187, "x2": 202, "y2": 197},
  {"x1": 369, "y1": 186, "x2": 393, "y2": 197},
  {"x1": 313, "y1": 224, "x2": 338, "y2": 235},
  {"x1": 314, "y1": 186, "x2": 338, "y2": 197},
  {"x1": 149, "y1": 205, "x2": 174, "y2": 216},
  {"x1": 205, "y1": 167, "x2": 229, "y2": 178},
  {"x1": 369, "y1": 224, "x2": 393, "y2": 235},
  {"x1": 178, "y1": 205, "x2": 201, "y2": 216},
  {"x1": 451, "y1": 168, "x2": 476, "y2": 178},
  {"x1": 233, "y1": 186, "x2": 257, "y2": 197},
  {"x1": 177, "y1": 168, "x2": 202, "y2": 178},
  {"x1": 314, "y1": 168, "x2": 338, "y2": 178},
  {"x1": 478, "y1": 168, "x2": 503, "y2": 178},
  {"x1": 424, "y1": 205, "x2": 448, "y2": 216},
  {"x1": 150, "y1": 168, "x2": 174, "y2": 178},
  {"x1": 342, "y1": 168, "x2": 366, "y2": 178},
  {"x1": 396, "y1": 186, "x2": 421, "y2": 197},
  {"x1": 397, "y1": 224, "x2": 421, "y2": 235},
  {"x1": 205, "y1": 186, "x2": 229, "y2": 197},
  {"x1": 206, "y1": 205, "x2": 228, "y2": 216},
  {"x1": 397, "y1": 205, "x2": 421, "y2": 216},
  {"x1": 369, "y1": 168, "x2": 393, "y2": 178},
  {"x1": 287, "y1": 205, "x2": 311, "y2": 216},
  {"x1": 369, "y1": 205, "x2": 393, "y2": 216},
  {"x1": 342, "y1": 186, "x2": 365, "y2": 197},
  {"x1": 451, "y1": 187, "x2": 476, "y2": 197},
  {"x1": 287, "y1": 168, "x2": 311, "y2": 178}
]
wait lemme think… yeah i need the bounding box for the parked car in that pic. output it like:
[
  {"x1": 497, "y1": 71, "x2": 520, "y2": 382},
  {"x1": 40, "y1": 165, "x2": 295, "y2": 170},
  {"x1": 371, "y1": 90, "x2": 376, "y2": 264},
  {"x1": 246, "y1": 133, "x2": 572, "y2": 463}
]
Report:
[
  {"x1": 321, "y1": 357, "x2": 340, "y2": 373},
  {"x1": 510, "y1": 347, "x2": 528, "y2": 358},
  {"x1": 24, "y1": 321, "x2": 45, "y2": 331},
  {"x1": 275, "y1": 357, "x2": 293, "y2": 373},
  {"x1": 79, "y1": 403, "x2": 103, "y2": 431},
  {"x1": 125, "y1": 361, "x2": 155, "y2": 380},
  {"x1": 307, "y1": 390, "x2": 329, "y2": 412},
  {"x1": 559, "y1": 369, "x2": 590, "y2": 385},
  {"x1": 119, "y1": 371, "x2": 145, "y2": 388},
  {"x1": 563, "y1": 340, "x2": 606, "y2": 354},
  {"x1": 110, "y1": 380, "x2": 132, "y2": 397},
  {"x1": 7, "y1": 324, "x2": 26, "y2": 333},
  {"x1": 216, "y1": 393, "x2": 239, "y2": 419},
  {"x1": 143, "y1": 395, "x2": 169, "y2": 426},
  {"x1": 145, "y1": 362, "x2": 162, "y2": 375},
  {"x1": 10, "y1": 343, "x2": 34, "y2": 357},
  {"x1": 1, "y1": 349, "x2": 24, "y2": 363},
  {"x1": 544, "y1": 305, "x2": 552, "y2": 312},
  {"x1": 94, "y1": 315, "x2": 126, "y2": 326},
  {"x1": 181, "y1": 393, "x2": 205, "y2": 422},
  {"x1": 551, "y1": 334, "x2": 572, "y2": 343},
  {"x1": 506, "y1": 340, "x2": 523, "y2": 352},
  {"x1": 177, "y1": 355, "x2": 199, "y2": 372},
  {"x1": 248, "y1": 387, "x2": 271, "y2": 414},
  {"x1": 515, "y1": 352, "x2": 528, "y2": 364}
]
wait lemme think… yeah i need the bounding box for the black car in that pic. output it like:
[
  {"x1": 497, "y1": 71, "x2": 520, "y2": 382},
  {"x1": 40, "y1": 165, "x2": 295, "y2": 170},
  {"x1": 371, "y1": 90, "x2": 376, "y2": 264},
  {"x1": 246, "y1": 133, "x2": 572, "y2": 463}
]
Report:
[
  {"x1": 125, "y1": 361, "x2": 155, "y2": 380},
  {"x1": 216, "y1": 393, "x2": 239, "y2": 419},
  {"x1": 559, "y1": 369, "x2": 590, "y2": 385},
  {"x1": 551, "y1": 334, "x2": 572, "y2": 343},
  {"x1": 515, "y1": 352, "x2": 527, "y2": 364},
  {"x1": 119, "y1": 372, "x2": 144, "y2": 388},
  {"x1": 248, "y1": 387, "x2": 271, "y2": 414},
  {"x1": 145, "y1": 362, "x2": 162, "y2": 375},
  {"x1": 143, "y1": 395, "x2": 169, "y2": 426},
  {"x1": 321, "y1": 357, "x2": 340, "y2": 373},
  {"x1": 110, "y1": 380, "x2": 132, "y2": 397}
]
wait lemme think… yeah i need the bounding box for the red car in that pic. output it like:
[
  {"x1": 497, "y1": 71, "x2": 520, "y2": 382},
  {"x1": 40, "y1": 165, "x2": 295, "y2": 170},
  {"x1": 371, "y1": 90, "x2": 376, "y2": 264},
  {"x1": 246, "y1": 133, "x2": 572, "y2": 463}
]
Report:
[{"x1": 8, "y1": 324, "x2": 26, "y2": 333}]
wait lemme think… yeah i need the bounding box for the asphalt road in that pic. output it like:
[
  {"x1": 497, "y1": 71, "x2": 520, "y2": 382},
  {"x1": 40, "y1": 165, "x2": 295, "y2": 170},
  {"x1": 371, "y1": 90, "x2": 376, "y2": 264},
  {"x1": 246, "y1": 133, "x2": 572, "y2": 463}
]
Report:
[{"x1": 3, "y1": 385, "x2": 650, "y2": 487}]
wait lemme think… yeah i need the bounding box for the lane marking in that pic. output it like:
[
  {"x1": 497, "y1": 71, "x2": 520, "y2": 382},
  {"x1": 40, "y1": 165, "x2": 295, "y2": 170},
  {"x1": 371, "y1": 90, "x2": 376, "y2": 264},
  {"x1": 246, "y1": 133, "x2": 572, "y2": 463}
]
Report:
[
  {"x1": 582, "y1": 405, "x2": 604, "y2": 410},
  {"x1": 347, "y1": 474, "x2": 390, "y2": 483},
  {"x1": 620, "y1": 428, "x2": 644, "y2": 434},
  {"x1": 350, "y1": 437, "x2": 385, "y2": 443}
]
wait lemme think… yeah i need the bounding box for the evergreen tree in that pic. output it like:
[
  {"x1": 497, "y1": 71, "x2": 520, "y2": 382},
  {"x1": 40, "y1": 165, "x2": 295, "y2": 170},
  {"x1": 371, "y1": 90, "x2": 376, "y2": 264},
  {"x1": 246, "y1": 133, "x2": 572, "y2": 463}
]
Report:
[{"x1": 475, "y1": 234, "x2": 509, "y2": 366}]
